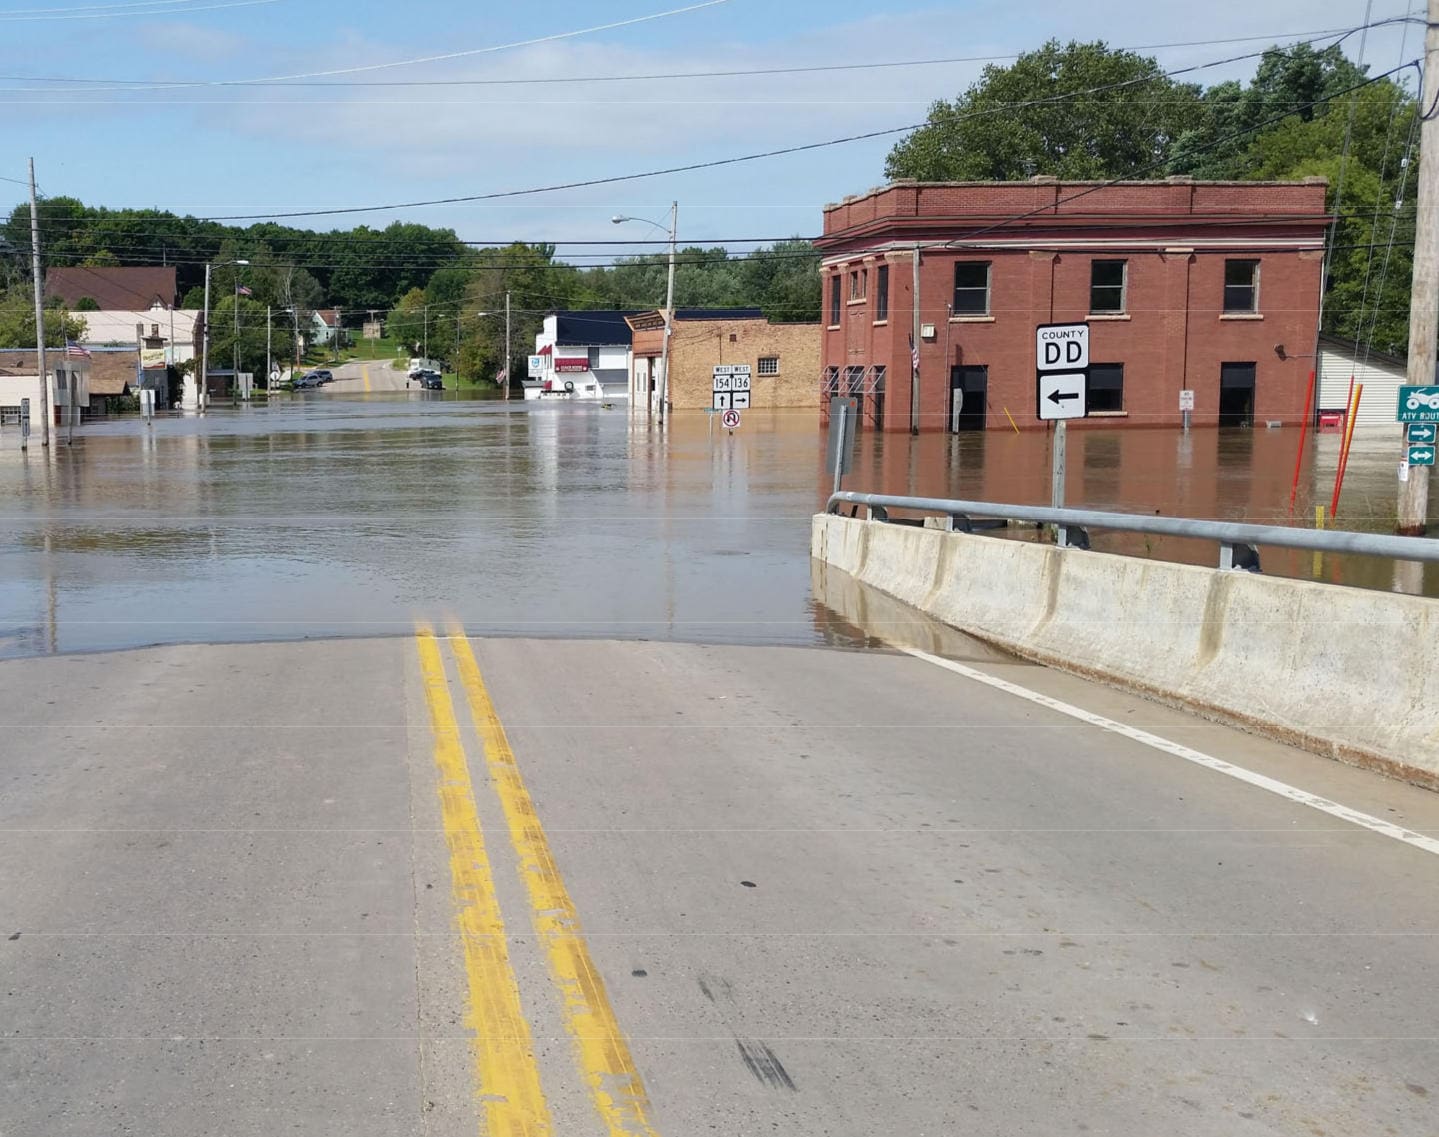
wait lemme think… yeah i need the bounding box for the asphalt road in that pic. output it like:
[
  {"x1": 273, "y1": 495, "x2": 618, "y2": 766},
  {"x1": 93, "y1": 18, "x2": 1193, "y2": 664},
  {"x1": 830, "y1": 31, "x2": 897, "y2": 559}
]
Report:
[
  {"x1": 324, "y1": 357, "x2": 412, "y2": 393},
  {"x1": 3, "y1": 629, "x2": 1438, "y2": 1136}
]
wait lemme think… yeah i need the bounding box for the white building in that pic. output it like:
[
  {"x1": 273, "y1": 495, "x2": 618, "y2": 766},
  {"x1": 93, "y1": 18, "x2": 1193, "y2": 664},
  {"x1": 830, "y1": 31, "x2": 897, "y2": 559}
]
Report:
[
  {"x1": 0, "y1": 349, "x2": 91, "y2": 429},
  {"x1": 525, "y1": 311, "x2": 635, "y2": 401},
  {"x1": 1317, "y1": 334, "x2": 1406, "y2": 431},
  {"x1": 79, "y1": 309, "x2": 199, "y2": 369}
]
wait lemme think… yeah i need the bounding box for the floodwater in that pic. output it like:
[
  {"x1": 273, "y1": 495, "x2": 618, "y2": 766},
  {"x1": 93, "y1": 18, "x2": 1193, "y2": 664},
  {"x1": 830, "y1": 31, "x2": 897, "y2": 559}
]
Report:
[{"x1": 0, "y1": 395, "x2": 1433, "y2": 659}]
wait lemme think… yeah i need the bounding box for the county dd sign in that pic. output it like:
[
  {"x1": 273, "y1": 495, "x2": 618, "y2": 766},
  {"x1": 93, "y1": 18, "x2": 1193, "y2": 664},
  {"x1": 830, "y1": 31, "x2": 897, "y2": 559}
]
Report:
[{"x1": 1035, "y1": 322, "x2": 1090, "y2": 421}]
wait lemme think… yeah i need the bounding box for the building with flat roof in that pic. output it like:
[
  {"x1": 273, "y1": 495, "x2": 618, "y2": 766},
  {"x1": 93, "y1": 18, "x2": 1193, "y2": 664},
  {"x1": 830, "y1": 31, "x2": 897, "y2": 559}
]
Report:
[
  {"x1": 626, "y1": 309, "x2": 820, "y2": 412},
  {"x1": 526, "y1": 311, "x2": 639, "y2": 401},
  {"x1": 815, "y1": 177, "x2": 1329, "y2": 432}
]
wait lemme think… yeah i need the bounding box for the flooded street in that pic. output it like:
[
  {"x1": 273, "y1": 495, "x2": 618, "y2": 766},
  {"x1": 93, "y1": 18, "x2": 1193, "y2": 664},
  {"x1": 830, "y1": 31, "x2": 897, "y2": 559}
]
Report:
[{"x1": 0, "y1": 394, "x2": 1433, "y2": 659}]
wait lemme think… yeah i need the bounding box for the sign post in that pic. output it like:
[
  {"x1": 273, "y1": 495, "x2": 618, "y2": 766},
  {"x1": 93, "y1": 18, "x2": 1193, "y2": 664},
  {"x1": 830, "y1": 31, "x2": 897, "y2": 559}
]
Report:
[
  {"x1": 1035, "y1": 323, "x2": 1090, "y2": 539},
  {"x1": 1179, "y1": 388, "x2": 1195, "y2": 434},
  {"x1": 827, "y1": 395, "x2": 858, "y2": 495},
  {"x1": 20, "y1": 396, "x2": 30, "y2": 450}
]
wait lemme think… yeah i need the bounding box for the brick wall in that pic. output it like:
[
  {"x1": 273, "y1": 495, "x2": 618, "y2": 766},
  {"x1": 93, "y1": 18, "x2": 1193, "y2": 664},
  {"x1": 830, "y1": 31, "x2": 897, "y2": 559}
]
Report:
[{"x1": 657, "y1": 319, "x2": 821, "y2": 410}]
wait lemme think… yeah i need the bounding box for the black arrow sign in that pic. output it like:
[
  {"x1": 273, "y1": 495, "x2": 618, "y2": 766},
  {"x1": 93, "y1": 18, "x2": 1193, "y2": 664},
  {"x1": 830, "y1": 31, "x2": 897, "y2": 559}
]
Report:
[{"x1": 1046, "y1": 388, "x2": 1081, "y2": 405}]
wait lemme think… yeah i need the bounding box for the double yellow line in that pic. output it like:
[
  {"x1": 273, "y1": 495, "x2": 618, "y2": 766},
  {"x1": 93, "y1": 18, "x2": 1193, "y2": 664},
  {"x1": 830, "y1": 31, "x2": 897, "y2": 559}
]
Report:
[{"x1": 416, "y1": 624, "x2": 660, "y2": 1137}]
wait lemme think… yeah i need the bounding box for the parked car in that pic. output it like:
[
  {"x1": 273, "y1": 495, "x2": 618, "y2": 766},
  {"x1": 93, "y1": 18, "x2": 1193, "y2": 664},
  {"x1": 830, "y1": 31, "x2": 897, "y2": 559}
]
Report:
[
  {"x1": 293, "y1": 373, "x2": 323, "y2": 389},
  {"x1": 311, "y1": 369, "x2": 334, "y2": 384},
  {"x1": 418, "y1": 370, "x2": 444, "y2": 391}
]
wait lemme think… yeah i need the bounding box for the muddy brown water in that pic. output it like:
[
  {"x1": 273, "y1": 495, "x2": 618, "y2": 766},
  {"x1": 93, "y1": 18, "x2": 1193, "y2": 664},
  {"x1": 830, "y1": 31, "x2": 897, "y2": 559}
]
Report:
[{"x1": 0, "y1": 394, "x2": 1432, "y2": 659}]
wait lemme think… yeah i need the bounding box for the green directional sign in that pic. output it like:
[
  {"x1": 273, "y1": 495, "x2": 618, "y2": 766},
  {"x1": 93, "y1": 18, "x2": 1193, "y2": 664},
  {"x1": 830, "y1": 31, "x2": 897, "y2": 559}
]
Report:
[
  {"x1": 1408, "y1": 422, "x2": 1438, "y2": 444},
  {"x1": 1408, "y1": 444, "x2": 1437, "y2": 467},
  {"x1": 1398, "y1": 385, "x2": 1439, "y2": 423}
]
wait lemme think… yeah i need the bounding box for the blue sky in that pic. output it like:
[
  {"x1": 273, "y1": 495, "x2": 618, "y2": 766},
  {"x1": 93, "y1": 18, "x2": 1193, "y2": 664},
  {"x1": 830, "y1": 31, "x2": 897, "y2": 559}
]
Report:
[{"x1": 0, "y1": 0, "x2": 1421, "y2": 259}]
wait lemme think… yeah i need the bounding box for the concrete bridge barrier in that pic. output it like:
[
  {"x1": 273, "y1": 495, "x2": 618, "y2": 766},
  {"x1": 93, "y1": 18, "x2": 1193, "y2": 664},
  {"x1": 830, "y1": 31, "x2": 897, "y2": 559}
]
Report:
[{"x1": 813, "y1": 512, "x2": 1439, "y2": 788}]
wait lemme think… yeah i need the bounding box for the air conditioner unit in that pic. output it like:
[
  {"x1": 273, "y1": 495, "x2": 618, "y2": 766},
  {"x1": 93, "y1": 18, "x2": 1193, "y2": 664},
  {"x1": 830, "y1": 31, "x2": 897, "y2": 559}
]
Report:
[{"x1": 920, "y1": 324, "x2": 937, "y2": 339}]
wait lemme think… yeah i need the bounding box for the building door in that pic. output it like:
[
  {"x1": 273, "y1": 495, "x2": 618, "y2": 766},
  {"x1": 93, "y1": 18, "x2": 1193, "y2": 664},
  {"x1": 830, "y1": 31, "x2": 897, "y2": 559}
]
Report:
[
  {"x1": 871, "y1": 366, "x2": 885, "y2": 430},
  {"x1": 949, "y1": 366, "x2": 988, "y2": 432},
  {"x1": 1219, "y1": 362, "x2": 1256, "y2": 428}
]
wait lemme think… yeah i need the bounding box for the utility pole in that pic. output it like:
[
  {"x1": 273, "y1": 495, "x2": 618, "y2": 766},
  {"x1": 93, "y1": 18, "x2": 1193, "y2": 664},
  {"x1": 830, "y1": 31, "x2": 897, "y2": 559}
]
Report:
[
  {"x1": 910, "y1": 244, "x2": 921, "y2": 435},
  {"x1": 27, "y1": 157, "x2": 50, "y2": 447},
  {"x1": 232, "y1": 272, "x2": 240, "y2": 401},
  {"x1": 265, "y1": 304, "x2": 272, "y2": 392},
  {"x1": 504, "y1": 290, "x2": 512, "y2": 401},
  {"x1": 1399, "y1": 0, "x2": 1439, "y2": 535},
  {"x1": 657, "y1": 201, "x2": 677, "y2": 425},
  {"x1": 200, "y1": 262, "x2": 211, "y2": 413},
  {"x1": 455, "y1": 308, "x2": 462, "y2": 390}
]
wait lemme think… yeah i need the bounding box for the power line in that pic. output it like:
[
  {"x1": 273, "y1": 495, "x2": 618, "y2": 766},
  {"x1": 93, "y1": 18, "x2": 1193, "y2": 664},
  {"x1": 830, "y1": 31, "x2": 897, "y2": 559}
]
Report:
[
  {"x1": 0, "y1": 0, "x2": 277, "y2": 19},
  {"x1": 141, "y1": 25, "x2": 1415, "y2": 224},
  {"x1": 0, "y1": 20, "x2": 1417, "y2": 90}
]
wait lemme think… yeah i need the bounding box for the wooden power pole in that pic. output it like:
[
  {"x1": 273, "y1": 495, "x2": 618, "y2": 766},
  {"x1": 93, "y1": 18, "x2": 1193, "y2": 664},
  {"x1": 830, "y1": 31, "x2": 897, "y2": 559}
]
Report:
[
  {"x1": 27, "y1": 158, "x2": 50, "y2": 447},
  {"x1": 1398, "y1": 0, "x2": 1439, "y2": 535}
]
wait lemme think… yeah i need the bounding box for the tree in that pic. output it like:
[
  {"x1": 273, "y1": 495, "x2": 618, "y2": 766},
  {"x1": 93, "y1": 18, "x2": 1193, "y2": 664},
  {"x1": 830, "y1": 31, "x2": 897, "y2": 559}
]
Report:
[
  {"x1": 386, "y1": 287, "x2": 430, "y2": 355},
  {"x1": 1172, "y1": 43, "x2": 1371, "y2": 179},
  {"x1": 206, "y1": 295, "x2": 293, "y2": 376},
  {"x1": 0, "y1": 291, "x2": 87, "y2": 347},
  {"x1": 74, "y1": 297, "x2": 100, "y2": 311},
  {"x1": 885, "y1": 40, "x2": 1204, "y2": 181}
]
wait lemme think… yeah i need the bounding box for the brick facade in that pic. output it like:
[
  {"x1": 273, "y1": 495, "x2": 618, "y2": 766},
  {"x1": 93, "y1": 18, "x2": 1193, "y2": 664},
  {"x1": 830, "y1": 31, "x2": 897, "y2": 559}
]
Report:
[
  {"x1": 815, "y1": 177, "x2": 1329, "y2": 432},
  {"x1": 628, "y1": 312, "x2": 821, "y2": 411}
]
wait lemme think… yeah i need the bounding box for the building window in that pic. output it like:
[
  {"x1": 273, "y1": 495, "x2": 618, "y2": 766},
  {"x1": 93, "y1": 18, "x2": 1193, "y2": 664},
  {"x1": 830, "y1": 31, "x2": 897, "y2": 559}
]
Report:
[
  {"x1": 952, "y1": 262, "x2": 991, "y2": 315},
  {"x1": 830, "y1": 276, "x2": 842, "y2": 325},
  {"x1": 757, "y1": 356, "x2": 779, "y2": 376},
  {"x1": 849, "y1": 268, "x2": 867, "y2": 302},
  {"x1": 1224, "y1": 259, "x2": 1260, "y2": 312},
  {"x1": 1090, "y1": 260, "x2": 1127, "y2": 314},
  {"x1": 843, "y1": 366, "x2": 864, "y2": 396},
  {"x1": 875, "y1": 265, "x2": 889, "y2": 321},
  {"x1": 1089, "y1": 363, "x2": 1124, "y2": 412},
  {"x1": 587, "y1": 347, "x2": 601, "y2": 369},
  {"x1": 823, "y1": 366, "x2": 839, "y2": 396}
]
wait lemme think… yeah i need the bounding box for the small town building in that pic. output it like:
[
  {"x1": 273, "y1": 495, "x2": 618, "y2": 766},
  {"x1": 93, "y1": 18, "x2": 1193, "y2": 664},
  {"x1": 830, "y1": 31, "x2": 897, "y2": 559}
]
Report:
[
  {"x1": 1317, "y1": 334, "x2": 1407, "y2": 432},
  {"x1": 0, "y1": 347, "x2": 91, "y2": 426},
  {"x1": 815, "y1": 177, "x2": 1329, "y2": 432},
  {"x1": 310, "y1": 309, "x2": 344, "y2": 348},
  {"x1": 46, "y1": 266, "x2": 178, "y2": 311},
  {"x1": 85, "y1": 346, "x2": 141, "y2": 415},
  {"x1": 525, "y1": 311, "x2": 637, "y2": 401},
  {"x1": 626, "y1": 309, "x2": 821, "y2": 411}
]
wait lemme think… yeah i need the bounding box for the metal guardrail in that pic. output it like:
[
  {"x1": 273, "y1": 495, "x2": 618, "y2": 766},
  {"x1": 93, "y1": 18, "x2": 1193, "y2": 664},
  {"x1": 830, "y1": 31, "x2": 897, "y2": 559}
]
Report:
[{"x1": 826, "y1": 491, "x2": 1439, "y2": 572}]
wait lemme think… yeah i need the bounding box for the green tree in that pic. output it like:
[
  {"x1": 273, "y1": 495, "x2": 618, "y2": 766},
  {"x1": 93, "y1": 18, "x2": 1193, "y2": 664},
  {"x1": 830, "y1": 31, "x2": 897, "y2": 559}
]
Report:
[
  {"x1": 0, "y1": 290, "x2": 87, "y2": 347},
  {"x1": 886, "y1": 40, "x2": 1204, "y2": 181},
  {"x1": 206, "y1": 295, "x2": 293, "y2": 376},
  {"x1": 385, "y1": 287, "x2": 431, "y2": 355}
]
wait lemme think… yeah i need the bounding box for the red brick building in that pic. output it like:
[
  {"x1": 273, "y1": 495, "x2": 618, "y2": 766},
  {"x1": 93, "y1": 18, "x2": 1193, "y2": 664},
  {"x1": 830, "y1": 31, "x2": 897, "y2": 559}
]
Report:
[{"x1": 814, "y1": 177, "x2": 1329, "y2": 432}]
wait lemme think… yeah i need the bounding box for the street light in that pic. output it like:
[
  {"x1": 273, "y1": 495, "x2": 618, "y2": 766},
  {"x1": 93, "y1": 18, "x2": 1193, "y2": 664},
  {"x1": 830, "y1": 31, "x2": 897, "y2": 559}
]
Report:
[
  {"x1": 200, "y1": 257, "x2": 248, "y2": 410},
  {"x1": 613, "y1": 202, "x2": 677, "y2": 425}
]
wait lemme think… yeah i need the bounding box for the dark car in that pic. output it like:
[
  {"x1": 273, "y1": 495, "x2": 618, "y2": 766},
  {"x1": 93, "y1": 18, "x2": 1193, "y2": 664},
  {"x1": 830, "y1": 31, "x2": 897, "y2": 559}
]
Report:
[{"x1": 418, "y1": 370, "x2": 444, "y2": 391}]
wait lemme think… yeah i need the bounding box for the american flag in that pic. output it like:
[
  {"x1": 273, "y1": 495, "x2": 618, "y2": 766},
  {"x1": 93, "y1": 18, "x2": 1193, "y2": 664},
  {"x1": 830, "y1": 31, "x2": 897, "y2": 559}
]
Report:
[
  {"x1": 236, "y1": 284, "x2": 253, "y2": 297},
  {"x1": 65, "y1": 340, "x2": 90, "y2": 358},
  {"x1": 909, "y1": 334, "x2": 920, "y2": 374}
]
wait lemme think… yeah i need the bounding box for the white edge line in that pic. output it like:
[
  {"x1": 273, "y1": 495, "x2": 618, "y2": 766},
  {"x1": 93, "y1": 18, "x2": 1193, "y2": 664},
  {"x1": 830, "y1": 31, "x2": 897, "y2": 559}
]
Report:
[{"x1": 901, "y1": 647, "x2": 1439, "y2": 859}]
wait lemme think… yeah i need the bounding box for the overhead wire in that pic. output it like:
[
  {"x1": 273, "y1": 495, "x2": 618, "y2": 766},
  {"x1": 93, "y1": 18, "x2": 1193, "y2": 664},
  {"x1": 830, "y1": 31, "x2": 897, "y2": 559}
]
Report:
[{"x1": 0, "y1": 0, "x2": 278, "y2": 19}]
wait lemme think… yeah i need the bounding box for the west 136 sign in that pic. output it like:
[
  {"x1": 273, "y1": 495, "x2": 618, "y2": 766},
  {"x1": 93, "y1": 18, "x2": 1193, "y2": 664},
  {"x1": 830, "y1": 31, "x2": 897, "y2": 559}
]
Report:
[{"x1": 1035, "y1": 322, "x2": 1090, "y2": 421}]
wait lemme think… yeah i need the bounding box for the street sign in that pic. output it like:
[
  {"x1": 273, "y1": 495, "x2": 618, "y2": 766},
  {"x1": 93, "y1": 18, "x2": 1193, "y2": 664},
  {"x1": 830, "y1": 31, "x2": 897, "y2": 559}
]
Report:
[
  {"x1": 732, "y1": 390, "x2": 751, "y2": 410},
  {"x1": 1036, "y1": 323, "x2": 1090, "y2": 373},
  {"x1": 1035, "y1": 322, "x2": 1090, "y2": 423},
  {"x1": 1408, "y1": 444, "x2": 1437, "y2": 467},
  {"x1": 527, "y1": 355, "x2": 544, "y2": 378},
  {"x1": 713, "y1": 366, "x2": 752, "y2": 394},
  {"x1": 1179, "y1": 389, "x2": 1195, "y2": 412},
  {"x1": 1407, "y1": 422, "x2": 1438, "y2": 444},
  {"x1": 1037, "y1": 373, "x2": 1087, "y2": 420},
  {"x1": 1397, "y1": 385, "x2": 1439, "y2": 423},
  {"x1": 712, "y1": 391, "x2": 731, "y2": 411},
  {"x1": 721, "y1": 408, "x2": 741, "y2": 429},
  {"x1": 20, "y1": 397, "x2": 30, "y2": 441}
]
